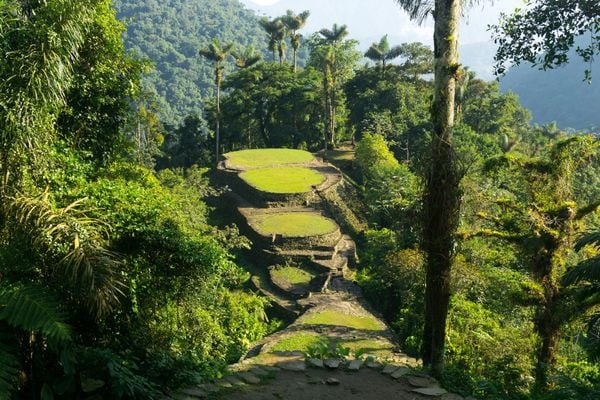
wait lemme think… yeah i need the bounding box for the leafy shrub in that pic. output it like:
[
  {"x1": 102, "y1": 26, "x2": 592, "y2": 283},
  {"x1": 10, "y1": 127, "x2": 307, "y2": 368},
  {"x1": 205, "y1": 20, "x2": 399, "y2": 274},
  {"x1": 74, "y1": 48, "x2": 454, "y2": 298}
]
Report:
[{"x1": 357, "y1": 238, "x2": 425, "y2": 355}]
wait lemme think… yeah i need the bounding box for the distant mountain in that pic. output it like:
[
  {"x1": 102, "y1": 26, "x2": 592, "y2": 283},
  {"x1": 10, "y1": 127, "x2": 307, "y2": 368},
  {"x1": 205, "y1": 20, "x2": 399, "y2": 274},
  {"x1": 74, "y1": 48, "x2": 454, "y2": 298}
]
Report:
[
  {"x1": 114, "y1": 0, "x2": 269, "y2": 124},
  {"x1": 500, "y1": 51, "x2": 599, "y2": 132}
]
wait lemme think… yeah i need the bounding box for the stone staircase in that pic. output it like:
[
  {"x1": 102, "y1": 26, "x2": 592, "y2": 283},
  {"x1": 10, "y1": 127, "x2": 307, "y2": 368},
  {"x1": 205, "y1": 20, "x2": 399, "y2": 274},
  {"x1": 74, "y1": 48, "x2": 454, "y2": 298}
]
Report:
[{"x1": 169, "y1": 150, "x2": 471, "y2": 400}]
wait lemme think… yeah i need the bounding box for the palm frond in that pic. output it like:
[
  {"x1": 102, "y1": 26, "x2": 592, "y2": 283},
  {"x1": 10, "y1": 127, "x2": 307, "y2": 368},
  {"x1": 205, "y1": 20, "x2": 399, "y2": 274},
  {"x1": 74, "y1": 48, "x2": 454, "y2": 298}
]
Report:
[
  {"x1": 563, "y1": 256, "x2": 600, "y2": 286},
  {"x1": 576, "y1": 230, "x2": 600, "y2": 251},
  {"x1": 365, "y1": 46, "x2": 383, "y2": 62},
  {"x1": 10, "y1": 192, "x2": 123, "y2": 318},
  {"x1": 378, "y1": 35, "x2": 390, "y2": 54},
  {"x1": 0, "y1": 284, "x2": 72, "y2": 345},
  {"x1": 319, "y1": 24, "x2": 349, "y2": 43},
  {"x1": 0, "y1": 0, "x2": 93, "y2": 159},
  {"x1": 394, "y1": 0, "x2": 435, "y2": 24},
  {"x1": 385, "y1": 45, "x2": 404, "y2": 61}
]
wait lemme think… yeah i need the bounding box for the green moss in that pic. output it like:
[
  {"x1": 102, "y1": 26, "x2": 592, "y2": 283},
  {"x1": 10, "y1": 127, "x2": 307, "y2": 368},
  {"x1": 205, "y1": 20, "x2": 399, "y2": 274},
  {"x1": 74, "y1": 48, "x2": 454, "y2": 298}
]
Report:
[
  {"x1": 270, "y1": 334, "x2": 393, "y2": 357},
  {"x1": 240, "y1": 166, "x2": 325, "y2": 194},
  {"x1": 340, "y1": 339, "x2": 394, "y2": 356},
  {"x1": 301, "y1": 310, "x2": 385, "y2": 331},
  {"x1": 272, "y1": 266, "x2": 314, "y2": 285},
  {"x1": 270, "y1": 332, "x2": 322, "y2": 352},
  {"x1": 224, "y1": 149, "x2": 315, "y2": 170},
  {"x1": 251, "y1": 212, "x2": 338, "y2": 237}
]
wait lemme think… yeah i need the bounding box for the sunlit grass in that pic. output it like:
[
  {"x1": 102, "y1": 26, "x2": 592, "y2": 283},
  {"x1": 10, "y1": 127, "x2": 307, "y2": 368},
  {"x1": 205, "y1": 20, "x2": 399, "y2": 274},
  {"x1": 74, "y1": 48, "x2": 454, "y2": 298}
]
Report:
[
  {"x1": 270, "y1": 333, "x2": 393, "y2": 357},
  {"x1": 251, "y1": 212, "x2": 337, "y2": 237},
  {"x1": 240, "y1": 166, "x2": 325, "y2": 194},
  {"x1": 225, "y1": 149, "x2": 315, "y2": 169},
  {"x1": 301, "y1": 310, "x2": 385, "y2": 331},
  {"x1": 271, "y1": 266, "x2": 314, "y2": 286},
  {"x1": 270, "y1": 332, "x2": 322, "y2": 352}
]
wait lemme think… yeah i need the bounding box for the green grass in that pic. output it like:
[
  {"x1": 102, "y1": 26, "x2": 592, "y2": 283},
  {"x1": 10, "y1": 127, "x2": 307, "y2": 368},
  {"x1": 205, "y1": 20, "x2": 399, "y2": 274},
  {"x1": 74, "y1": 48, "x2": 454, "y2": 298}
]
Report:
[
  {"x1": 301, "y1": 310, "x2": 385, "y2": 331},
  {"x1": 271, "y1": 266, "x2": 314, "y2": 285},
  {"x1": 239, "y1": 166, "x2": 326, "y2": 194},
  {"x1": 340, "y1": 339, "x2": 393, "y2": 355},
  {"x1": 251, "y1": 212, "x2": 338, "y2": 237},
  {"x1": 326, "y1": 149, "x2": 355, "y2": 161},
  {"x1": 270, "y1": 332, "x2": 322, "y2": 352},
  {"x1": 224, "y1": 149, "x2": 315, "y2": 169},
  {"x1": 270, "y1": 333, "x2": 393, "y2": 357}
]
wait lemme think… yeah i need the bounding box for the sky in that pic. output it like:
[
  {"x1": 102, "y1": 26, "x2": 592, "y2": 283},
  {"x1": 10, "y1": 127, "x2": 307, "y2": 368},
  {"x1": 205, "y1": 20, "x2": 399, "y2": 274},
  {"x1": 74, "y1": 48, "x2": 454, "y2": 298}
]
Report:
[
  {"x1": 243, "y1": 0, "x2": 525, "y2": 45},
  {"x1": 241, "y1": 0, "x2": 526, "y2": 79}
]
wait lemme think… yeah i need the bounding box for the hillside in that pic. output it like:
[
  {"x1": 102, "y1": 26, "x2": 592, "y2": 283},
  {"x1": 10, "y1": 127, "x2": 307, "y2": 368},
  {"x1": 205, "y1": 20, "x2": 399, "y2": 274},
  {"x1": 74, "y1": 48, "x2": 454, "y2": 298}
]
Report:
[
  {"x1": 500, "y1": 50, "x2": 599, "y2": 131},
  {"x1": 114, "y1": 0, "x2": 269, "y2": 124}
]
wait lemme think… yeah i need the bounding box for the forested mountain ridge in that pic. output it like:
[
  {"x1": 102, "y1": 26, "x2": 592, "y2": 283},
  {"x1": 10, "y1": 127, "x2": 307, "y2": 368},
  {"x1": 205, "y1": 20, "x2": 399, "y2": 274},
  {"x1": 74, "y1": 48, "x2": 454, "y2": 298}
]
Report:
[
  {"x1": 500, "y1": 41, "x2": 600, "y2": 131},
  {"x1": 114, "y1": 0, "x2": 270, "y2": 124}
]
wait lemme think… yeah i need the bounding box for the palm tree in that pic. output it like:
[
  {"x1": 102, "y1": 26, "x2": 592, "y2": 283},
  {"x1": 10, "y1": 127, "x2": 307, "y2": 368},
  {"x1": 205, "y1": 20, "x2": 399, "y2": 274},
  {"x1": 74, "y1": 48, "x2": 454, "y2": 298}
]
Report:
[
  {"x1": 199, "y1": 39, "x2": 233, "y2": 163},
  {"x1": 318, "y1": 24, "x2": 349, "y2": 150},
  {"x1": 282, "y1": 10, "x2": 310, "y2": 73},
  {"x1": 319, "y1": 23, "x2": 349, "y2": 47},
  {"x1": 394, "y1": 0, "x2": 465, "y2": 377},
  {"x1": 231, "y1": 45, "x2": 262, "y2": 69},
  {"x1": 364, "y1": 35, "x2": 403, "y2": 76},
  {"x1": 259, "y1": 17, "x2": 287, "y2": 65}
]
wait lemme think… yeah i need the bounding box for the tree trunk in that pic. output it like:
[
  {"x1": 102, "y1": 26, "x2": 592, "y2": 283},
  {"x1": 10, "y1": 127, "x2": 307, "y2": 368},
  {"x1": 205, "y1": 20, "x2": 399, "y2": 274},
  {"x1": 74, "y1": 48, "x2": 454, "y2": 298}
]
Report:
[
  {"x1": 421, "y1": 0, "x2": 461, "y2": 377},
  {"x1": 535, "y1": 302, "x2": 560, "y2": 392},
  {"x1": 323, "y1": 74, "x2": 330, "y2": 151},
  {"x1": 215, "y1": 73, "x2": 221, "y2": 165},
  {"x1": 293, "y1": 48, "x2": 297, "y2": 73},
  {"x1": 532, "y1": 245, "x2": 562, "y2": 393},
  {"x1": 278, "y1": 44, "x2": 285, "y2": 65}
]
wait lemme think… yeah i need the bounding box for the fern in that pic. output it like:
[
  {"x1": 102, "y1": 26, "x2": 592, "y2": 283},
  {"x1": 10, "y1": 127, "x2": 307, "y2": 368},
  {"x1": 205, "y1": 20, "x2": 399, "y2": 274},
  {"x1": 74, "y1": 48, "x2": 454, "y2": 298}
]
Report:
[
  {"x1": 0, "y1": 284, "x2": 72, "y2": 345},
  {"x1": 575, "y1": 230, "x2": 600, "y2": 251}
]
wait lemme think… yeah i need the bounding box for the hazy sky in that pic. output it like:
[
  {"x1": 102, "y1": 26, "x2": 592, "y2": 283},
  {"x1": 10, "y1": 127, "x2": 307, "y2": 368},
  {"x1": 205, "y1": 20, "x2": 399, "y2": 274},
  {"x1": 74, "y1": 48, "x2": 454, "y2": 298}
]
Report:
[{"x1": 243, "y1": 0, "x2": 525, "y2": 46}]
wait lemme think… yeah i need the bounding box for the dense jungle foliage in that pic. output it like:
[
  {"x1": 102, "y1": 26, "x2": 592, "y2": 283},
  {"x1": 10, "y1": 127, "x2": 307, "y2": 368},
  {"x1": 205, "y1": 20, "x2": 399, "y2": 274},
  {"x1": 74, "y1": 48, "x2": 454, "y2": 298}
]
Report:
[
  {"x1": 1, "y1": 0, "x2": 599, "y2": 399},
  {"x1": 113, "y1": 0, "x2": 310, "y2": 125}
]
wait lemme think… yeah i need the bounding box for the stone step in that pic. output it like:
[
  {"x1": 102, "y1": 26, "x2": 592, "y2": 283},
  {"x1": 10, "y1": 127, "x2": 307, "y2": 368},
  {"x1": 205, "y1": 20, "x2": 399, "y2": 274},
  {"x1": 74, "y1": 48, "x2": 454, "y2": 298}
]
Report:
[
  {"x1": 313, "y1": 254, "x2": 348, "y2": 271},
  {"x1": 250, "y1": 276, "x2": 302, "y2": 316},
  {"x1": 268, "y1": 248, "x2": 337, "y2": 261}
]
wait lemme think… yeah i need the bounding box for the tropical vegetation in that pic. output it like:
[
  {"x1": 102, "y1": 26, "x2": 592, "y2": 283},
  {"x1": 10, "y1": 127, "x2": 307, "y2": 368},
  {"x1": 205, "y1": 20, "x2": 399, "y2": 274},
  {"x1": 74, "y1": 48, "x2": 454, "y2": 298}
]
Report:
[{"x1": 1, "y1": 0, "x2": 599, "y2": 399}]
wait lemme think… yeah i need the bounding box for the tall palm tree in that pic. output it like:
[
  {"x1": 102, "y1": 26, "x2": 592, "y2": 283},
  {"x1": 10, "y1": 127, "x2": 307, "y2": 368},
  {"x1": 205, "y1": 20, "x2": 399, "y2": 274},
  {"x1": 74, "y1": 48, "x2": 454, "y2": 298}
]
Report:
[
  {"x1": 199, "y1": 39, "x2": 233, "y2": 163},
  {"x1": 364, "y1": 35, "x2": 403, "y2": 76},
  {"x1": 282, "y1": 10, "x2": 310, "y2": 73},
  {"x1": 231, "y1": 45, "x2": 262, "y2": 69},
  {"x1": 318, "y1": 24, "x2": 349, "y2": 150},
  {"x1": 394, "y1": 0, "x2": 465, "y2": 377},
  {"x1": 259, "y1": 17, "x2": 287, "y2": 65}
]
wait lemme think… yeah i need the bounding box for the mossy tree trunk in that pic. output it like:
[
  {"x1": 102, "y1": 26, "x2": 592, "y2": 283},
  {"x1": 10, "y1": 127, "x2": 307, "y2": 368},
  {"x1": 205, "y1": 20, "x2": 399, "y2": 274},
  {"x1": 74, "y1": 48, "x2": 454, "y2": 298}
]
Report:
[{"x1": 421, "y1": 0, "x2": 462, "y2": 376}]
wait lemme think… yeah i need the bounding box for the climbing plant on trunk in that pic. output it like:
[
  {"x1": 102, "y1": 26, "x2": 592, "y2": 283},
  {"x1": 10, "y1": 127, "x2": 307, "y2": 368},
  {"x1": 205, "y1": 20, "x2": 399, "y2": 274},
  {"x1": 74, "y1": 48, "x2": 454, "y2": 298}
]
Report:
[
  {"x1": 394, "y1": 0, "x2": 463, "y2": 376},
  {"x1": 466, "y1": 136, "x2": 600, "y2": 392}
]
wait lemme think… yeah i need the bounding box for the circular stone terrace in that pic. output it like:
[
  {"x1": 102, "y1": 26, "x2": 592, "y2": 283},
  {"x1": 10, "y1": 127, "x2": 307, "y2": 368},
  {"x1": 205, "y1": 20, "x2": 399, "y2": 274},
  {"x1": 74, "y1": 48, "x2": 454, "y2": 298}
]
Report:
[
  {"x1": 239, "y1": 166, "x2": 326, "y2": 194},
  {"x1": 224, "y1": 148, "x2": 316, "y2": 171},
  {"x1": 248, "y1": 211, "x2": 338, "y2": 238}
]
